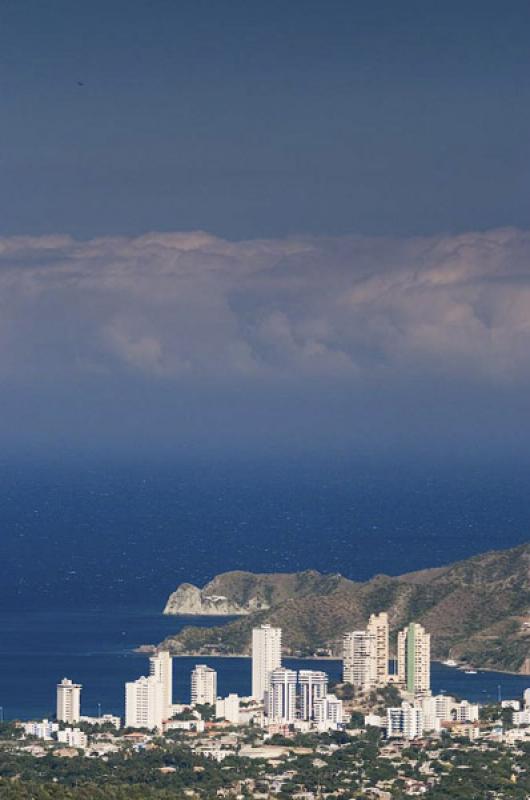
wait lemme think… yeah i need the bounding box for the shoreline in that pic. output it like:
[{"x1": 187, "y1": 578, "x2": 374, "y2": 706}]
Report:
[
  {"x1": 136, "y1": 648, "x2": 530, "y2": 677},
  {"x1": 135, "y1": 646, "x2": 339, "y2": 660},
  {"x1": 467, "y1": 664, "x2": 530, "y2": 678}
]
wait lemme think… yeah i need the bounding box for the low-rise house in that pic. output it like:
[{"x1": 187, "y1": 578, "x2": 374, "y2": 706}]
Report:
[{"x1": 53, "y1": 747, "x2": 79, "y2": 758}]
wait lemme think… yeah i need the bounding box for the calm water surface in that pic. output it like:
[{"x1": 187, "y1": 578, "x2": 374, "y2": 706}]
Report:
[{"x1": 1, "y1": 609, "x2": 528, "y2": 720}]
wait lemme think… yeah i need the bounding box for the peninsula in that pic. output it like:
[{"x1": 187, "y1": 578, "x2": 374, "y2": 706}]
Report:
[{"x1": 160, "y1": 541, "x2": 530, "y2": 673}]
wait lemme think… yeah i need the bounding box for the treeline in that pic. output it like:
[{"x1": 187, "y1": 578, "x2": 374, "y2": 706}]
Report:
[
  {"x1": 0, "y1": 745, "x2": 236, "y2": 798},
  {"x1": 0, "y1": 782, "x2": 200, "y2": 800}
]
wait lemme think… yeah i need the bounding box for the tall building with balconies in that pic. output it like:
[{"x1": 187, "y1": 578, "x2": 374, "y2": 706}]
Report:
[
  {"x1": 387, "y1": 701, "x2": 424, "y2": 739},
  {"x1": 342, "y1": 630, "x2": 377, "y2": 691},
  {"x1": 314, "y1": 693, "x2": 343, "y2": 729},
  {"x1": 252, "y1": 624, "x2": 282, "y2": 701},
  {"x1": 298, "y1": 670, "x2": 328, "y2": 721},
  {"x1": 149, "y1": 650, "x2": 173, "y2": 720},
  {"x1": 267, "y1": 667, "x2": 297, "y2": 723},
  {"x1": 190, "y1": 664, "x2": 217, "y2": 706},
  {"x1": 125, "y1": 675, "x2": 164, "y2": 731},
  {"x1": 367, "y1": 611, "x2": 389, "y2": 686},
  {"x1": 56, "y1": 678, "x2": 82, "y2": 723},
  {"x1": 397, "y1": 622, "x2": 430, "y2": 697}
]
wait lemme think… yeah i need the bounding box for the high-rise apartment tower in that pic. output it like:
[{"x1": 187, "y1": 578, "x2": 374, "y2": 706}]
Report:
[
  {"x1": 125, "y1": 675, "x2": 165, "y2": 731},
  {"x1": 251, "y1": 624, "x2": 282, "y2": 701},
  {"x1": 342, "y1": 630, "x2": 377, "y2": 691},
  {"x1": 56, "y1": 678, "x2": 82, "y2": 723},
  {"x1": 367, "y1": 612, "x2": 389, "y2": 686},
  {"x1": 190, "y1": 664, "x2": 217, "y2": 706},
  {"x1": 267, "y1": 667, "x2": 297, "y2": 722},
  {"x1": 397, "y1": 623, "x2": 431, "y2": 697},
  {"x1": 149, "y1": 650, "x2": 173, "y2": 720}
]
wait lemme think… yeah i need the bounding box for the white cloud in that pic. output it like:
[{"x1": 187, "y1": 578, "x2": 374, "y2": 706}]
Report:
[{"x1": 1, "y1": 227, "x2": 530, "y2": 386}]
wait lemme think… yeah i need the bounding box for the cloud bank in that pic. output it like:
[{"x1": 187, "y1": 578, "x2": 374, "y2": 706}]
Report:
[{"x1": 1, "y1": 227, "x2": 530, "y2": 453}]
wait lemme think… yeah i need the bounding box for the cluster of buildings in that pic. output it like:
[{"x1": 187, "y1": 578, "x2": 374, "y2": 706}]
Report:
[
  {"x1": 121, "y1": 615, "x2": 458, "y2": 738},
  {"x1": 12, "y1": 617, "x2": 530, "y2": 799},
  {"x1": 251, "y1": 624, "x2": 344, "y2": 730},
  {"x1": 122, "y1": 623, "x2": 344, "y2": 733},
  {"x1": 22, "y1": 678, "x2": 121, "y2": 748},
  {"x1": 125, "y1": 655, "x2": 228, "y2": 731},
  {"x1": 342, "y1": 614, "x2": 430, "y2": 696},
  {"x1": 378, "y1": 694, "x2": 480, "y2": 740},
  {"x1": 21, "y1": 618, "x2": 530, "y2": 749},
  {"x1": 36, "y1": 620, "x2": 346, "y2": 738},
  {"x1": 343, "y1": 612, "x2": 390, "y2": 689},
  {"x1": 341, "y1": 615, "x2": 480, "y2": 739}
]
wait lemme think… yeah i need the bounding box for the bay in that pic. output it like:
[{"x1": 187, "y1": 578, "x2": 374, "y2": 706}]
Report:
[{"x1": 0, "y1": 608, "x2": 529, "y2": 721}]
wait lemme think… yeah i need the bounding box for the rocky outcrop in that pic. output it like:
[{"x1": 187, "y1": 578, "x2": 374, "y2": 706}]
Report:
[
  {"x1": 164, "y1": 569, "x2": 349, "y2": 618},
  {"x1": 163, "y1": 582, "x2": 267, "y2": 616},
  {"x1": 163, "y1": 569, "x2": 350, "y2": 617}
]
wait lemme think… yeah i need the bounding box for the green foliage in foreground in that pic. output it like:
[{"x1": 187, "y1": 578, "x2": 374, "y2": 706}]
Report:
[
  {"x1": 423, "y1": 742, "x2": 530, "y2": 799},
  {"x1": 0, "y1": 743, "x2": 236, "y2": 800},
  {"x1": 0, "y1": 723, "x2": 21, "y2": 740},
  {"x1": 2, "y1": 728, "x2": 530, "y2": 800},
  {"x1": 0, "y1": 782, "x2": 189, "y2": 800}
]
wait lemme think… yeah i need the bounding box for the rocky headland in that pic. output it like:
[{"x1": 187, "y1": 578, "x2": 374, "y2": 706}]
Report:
[{"x1": 159, "y1": 542, "x2": 530, "y2": 673}]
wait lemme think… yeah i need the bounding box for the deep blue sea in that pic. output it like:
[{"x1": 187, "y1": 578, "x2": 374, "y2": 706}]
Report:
[{"x1": 1, "y1": 455, "x2": 530, "y2": 719}]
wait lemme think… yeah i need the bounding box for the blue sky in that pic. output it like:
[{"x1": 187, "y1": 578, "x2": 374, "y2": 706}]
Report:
[{"x1": 1, "y1": 1, "x2": 530, "y2": 457}]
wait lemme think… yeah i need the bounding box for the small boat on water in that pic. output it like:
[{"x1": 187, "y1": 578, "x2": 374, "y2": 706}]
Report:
[
  {"x1": 442, "y1": 659, "x2": 458, "y2": 667},
  {"x1": 464, "y1": 669, "x2": 478, "y2": 674}
]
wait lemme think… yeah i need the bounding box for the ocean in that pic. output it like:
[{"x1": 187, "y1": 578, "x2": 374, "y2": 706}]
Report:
[{"x1": 1, "y1": 455, "x2": 530, "y2": 719}]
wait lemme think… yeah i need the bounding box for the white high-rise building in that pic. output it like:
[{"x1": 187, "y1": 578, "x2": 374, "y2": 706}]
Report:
[
  {"x1": 313, "y1": 694, "x2": 343, "y2": 729},
  {"x1": 387, "y1": 702, "x2": 424, "y2": 739},
  {"x1": 367, "y1": 612, "x2": 389, "y2": 686},
  {"x1": 267, "y1": 667, "x2": 297, "y2": 723},
  {"x1": 397, "y1": 623, "x2": 431, "y2": 697},
  {"x1": 190, "y1": 664, "x2": 217, "y2": 706},
  {"x1": 125, "y1": 675, "x2": 165, "y2": 731},
  {"x1": 57, "y1": 678, "x2": 82, "y2": 723},
  {"x1": 215, "y1": 693, "x2": 240, "y2": 724},
  {"x1": 298, "y1": 670, "x2": 328, "y2": 721},
  {"x1": 343, "y1": 631, "x2": 377, "y2": 691},
  {"x1": 149, "y1": 651, "x2": 173, "y2": 720},
  {"x1": 252, "y1": 625, "x2": 282, "y2": 701}
]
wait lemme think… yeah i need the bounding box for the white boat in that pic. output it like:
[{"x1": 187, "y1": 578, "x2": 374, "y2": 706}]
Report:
[
  {"x1": 464, "y1": 669, "x2": 478, "y2": 674},
  {"x1": 442, "y1": 659, "x2": 458, "y2": 667}
]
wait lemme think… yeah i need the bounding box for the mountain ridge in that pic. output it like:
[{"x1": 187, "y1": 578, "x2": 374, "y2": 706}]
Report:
[{"x1": 160, "y1": 542, "x2": 530, "y2": 672}]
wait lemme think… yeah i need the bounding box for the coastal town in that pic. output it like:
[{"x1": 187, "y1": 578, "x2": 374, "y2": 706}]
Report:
[{"x1": 2, "y1": 615, "x2": 530, "y2": 799}]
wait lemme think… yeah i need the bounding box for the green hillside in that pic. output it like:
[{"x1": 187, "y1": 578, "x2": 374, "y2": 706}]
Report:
[{"x1": 160, "y1": 542, "x2": 530, "y2": 672}]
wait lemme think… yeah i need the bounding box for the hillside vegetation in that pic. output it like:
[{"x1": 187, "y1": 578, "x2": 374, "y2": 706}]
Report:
[{"x1": 160, "y1": 542, "x2": 530, "y2": 672}]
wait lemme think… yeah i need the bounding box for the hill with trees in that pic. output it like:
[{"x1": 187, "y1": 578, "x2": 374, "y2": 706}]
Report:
[{"x1": 160, "y1": 542, "x2": 530, "y2": 672}]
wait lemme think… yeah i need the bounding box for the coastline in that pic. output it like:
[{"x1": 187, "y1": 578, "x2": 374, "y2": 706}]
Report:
[
  {"x1": 135, "y1": 646, "x2": 339, "y2": 661},
  {"x1": 135, "y1": 647, "x2": 530, "y2": 678},
  {"x1": 3, "y1": 604, "x2": 530, "y2": 720},
  {"x1": 435, "y1": 661, "x2": 530, "y2": 679},
  {"x1": 468, "y1": 665, "x2": 530, "y2": 678}
]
